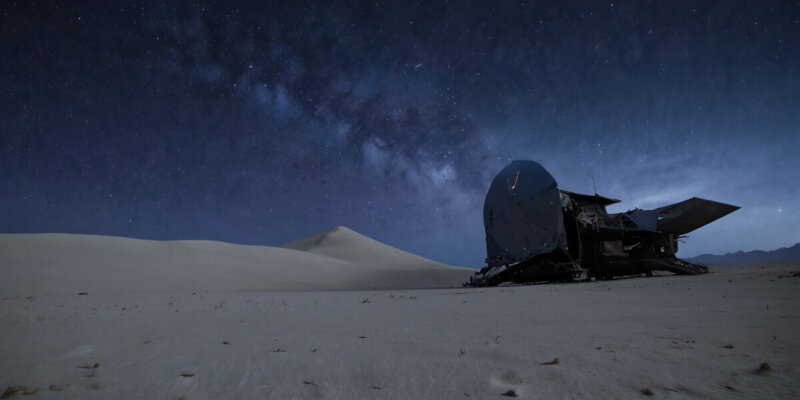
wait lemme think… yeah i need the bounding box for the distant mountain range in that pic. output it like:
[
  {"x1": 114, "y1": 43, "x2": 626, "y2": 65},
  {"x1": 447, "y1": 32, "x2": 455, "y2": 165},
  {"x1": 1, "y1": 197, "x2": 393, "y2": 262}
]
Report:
[{"x1": 686, "y1": 243, "x2": 800, "y2": 265}]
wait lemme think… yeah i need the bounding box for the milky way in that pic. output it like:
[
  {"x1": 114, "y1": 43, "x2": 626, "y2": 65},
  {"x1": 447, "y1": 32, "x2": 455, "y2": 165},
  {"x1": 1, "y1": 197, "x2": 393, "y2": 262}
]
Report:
[{"x1": 2, "y1": 1, "x2": 798, "y2": 266}]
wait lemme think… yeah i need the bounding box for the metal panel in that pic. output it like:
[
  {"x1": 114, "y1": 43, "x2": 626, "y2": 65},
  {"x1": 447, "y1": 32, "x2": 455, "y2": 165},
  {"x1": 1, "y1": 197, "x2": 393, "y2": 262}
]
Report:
[
  {"x1": 483, "y1": 160, "x2": 566, "y2": 266},
  {"x1": 627, "y1": 209, "x2": 659, "y2": 231},
  {"x1": 655, "y1": 197, "x2": 740, "y2": 234}
]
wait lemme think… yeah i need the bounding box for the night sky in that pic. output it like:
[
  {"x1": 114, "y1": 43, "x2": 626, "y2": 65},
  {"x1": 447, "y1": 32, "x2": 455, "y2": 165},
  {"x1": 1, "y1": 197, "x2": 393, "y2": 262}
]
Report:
[{"x1": 2, "y1": 1, "x2": 798, "y2": 267}]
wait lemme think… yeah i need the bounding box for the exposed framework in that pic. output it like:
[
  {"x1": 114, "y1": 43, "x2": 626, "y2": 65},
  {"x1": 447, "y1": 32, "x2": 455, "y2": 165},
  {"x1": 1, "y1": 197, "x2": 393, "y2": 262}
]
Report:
[{"x1": 467, "y1": 161, "x2": 739, "y2": 286}]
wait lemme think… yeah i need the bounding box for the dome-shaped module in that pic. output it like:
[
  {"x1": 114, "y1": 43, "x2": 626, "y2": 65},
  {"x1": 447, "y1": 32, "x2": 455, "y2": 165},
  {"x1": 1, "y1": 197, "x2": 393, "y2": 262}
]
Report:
[{"x1": 483, "y1": 160, "x2": 567, "y2": 267}]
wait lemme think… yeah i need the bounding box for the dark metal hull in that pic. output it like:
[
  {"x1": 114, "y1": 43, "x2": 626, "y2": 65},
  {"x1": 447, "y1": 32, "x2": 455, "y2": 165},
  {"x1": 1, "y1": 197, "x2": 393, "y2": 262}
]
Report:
[{"x1": 467, "y1": 160, "x2": 737, "y2": 287}]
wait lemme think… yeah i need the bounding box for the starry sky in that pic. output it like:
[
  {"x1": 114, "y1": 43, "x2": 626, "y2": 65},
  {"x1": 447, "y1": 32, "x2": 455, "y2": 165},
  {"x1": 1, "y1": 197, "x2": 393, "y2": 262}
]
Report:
[{"x1": 2, "y1": 1, "x2": 798, "y2": 267}]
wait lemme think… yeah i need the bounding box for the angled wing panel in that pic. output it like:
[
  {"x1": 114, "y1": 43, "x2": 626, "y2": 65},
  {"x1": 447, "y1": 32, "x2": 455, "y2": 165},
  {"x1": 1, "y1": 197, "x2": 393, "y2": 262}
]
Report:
[{"x1": 655, "y1": 197, "x2": 740, "y2": 234}]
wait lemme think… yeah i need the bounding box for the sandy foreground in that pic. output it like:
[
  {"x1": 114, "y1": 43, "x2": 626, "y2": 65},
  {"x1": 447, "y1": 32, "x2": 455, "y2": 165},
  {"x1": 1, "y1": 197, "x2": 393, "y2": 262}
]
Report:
[{"x1": 1, "y1": 231, "x2": 798, "y2": 399}]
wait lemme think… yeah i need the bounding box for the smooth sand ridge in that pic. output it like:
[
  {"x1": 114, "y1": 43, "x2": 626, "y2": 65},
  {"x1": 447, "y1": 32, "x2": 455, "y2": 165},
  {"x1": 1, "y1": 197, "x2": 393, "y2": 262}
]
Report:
[
  {"x1": 0, "y1": 228, "x2": 473, "y2": 296},
  {"x1": 280, "y1": 225, "x2": 448, "y2": 268}
]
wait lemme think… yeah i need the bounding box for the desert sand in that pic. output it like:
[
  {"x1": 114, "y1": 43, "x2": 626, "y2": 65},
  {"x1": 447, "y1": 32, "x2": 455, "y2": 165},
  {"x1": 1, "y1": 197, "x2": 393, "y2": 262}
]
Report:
[
  {"x1": 0, "y1": 227, "x2": 473, "y2": 295},
  {"x1": 1, "y1": 228, "x2": 798, "y2": 399}
]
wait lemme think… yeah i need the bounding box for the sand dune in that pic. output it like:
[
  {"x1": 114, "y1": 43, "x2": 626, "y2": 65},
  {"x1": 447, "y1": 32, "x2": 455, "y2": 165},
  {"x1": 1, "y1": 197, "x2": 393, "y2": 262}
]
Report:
[
  {"x1": 0, "y1": 228, "x2": 472, "y2": 296},
  {"x1": 1, "y1": 230, "x2": 798, "y2": 399},
  {"x1": 281, "y1": 225, "x2": 445, "y2": 268}
]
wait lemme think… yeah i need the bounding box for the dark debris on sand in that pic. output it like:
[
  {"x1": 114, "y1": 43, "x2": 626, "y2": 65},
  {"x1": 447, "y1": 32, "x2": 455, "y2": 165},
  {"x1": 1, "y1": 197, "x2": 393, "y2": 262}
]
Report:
[
  {"x1": 1, "y1": 386, "x2": 39, "y2": 398},
  {"x1": 757, "y1": 362, "x2": 773, "y2": 373}
]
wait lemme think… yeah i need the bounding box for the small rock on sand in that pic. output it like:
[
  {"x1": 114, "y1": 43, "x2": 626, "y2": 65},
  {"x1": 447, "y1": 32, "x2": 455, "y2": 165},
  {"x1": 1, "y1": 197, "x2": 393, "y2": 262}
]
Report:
[
  {"x1": 757, "y1": 362, "x2": 772, "y2": 373},
  {"x1": 89, "y1": 383, "x2": 109, "y2": 390},
  {"x1": 1, "y1": 386, "x2": 39, "y2": 398}
]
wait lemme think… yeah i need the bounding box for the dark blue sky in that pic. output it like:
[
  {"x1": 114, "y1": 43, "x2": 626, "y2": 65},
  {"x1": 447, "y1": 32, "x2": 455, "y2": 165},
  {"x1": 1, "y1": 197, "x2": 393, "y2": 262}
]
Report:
[{"x1": 2, "y1": 1, "x2": 798, "y2": 267}]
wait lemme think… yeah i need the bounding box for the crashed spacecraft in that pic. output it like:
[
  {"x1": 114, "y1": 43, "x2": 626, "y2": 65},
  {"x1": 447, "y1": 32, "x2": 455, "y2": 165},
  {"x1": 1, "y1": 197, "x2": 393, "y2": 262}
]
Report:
[{"x1": 466, "y1": 160, "x2": 739, "y2": 286}]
